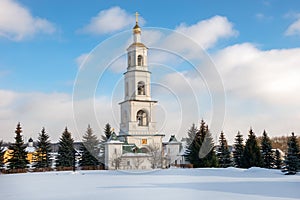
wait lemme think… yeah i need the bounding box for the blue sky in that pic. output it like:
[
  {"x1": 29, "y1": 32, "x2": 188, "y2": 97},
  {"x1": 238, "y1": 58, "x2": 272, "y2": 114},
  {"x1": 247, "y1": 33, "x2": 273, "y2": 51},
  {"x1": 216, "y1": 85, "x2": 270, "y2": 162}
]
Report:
[{"x1": 1, "y1": 0, "x2": 300, "y2": 143}]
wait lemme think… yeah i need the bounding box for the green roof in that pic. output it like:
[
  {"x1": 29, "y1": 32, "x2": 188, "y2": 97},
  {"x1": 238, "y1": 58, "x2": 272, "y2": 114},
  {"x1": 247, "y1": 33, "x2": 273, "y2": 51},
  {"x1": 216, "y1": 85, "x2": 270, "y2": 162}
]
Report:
[
  {"x1": 169, "y1": 135, "x2": 178, "y2": 142},
  {"x1": 122, "y1": 143, "x2": 142, "y2": 153},
  {"x1": 109, "y1": 132, "x2": 118, "y2": 141}
]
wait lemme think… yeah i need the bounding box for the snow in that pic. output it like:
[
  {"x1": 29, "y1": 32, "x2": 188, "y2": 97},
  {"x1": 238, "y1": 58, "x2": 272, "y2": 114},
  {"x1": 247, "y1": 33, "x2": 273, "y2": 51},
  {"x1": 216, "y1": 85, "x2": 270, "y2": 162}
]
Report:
[
  {"x1": 106, "y1": 140, "x2": 123, "y2": 144},
  {"x1": 25, "y1": 146, "x2": 36, "y2": 153},
  {"x1": 122, "y1": 152, "x2": 151, "y2": 157},
  {"x1": 0, "y1": 168, "x2": 299, "y2": 200}
]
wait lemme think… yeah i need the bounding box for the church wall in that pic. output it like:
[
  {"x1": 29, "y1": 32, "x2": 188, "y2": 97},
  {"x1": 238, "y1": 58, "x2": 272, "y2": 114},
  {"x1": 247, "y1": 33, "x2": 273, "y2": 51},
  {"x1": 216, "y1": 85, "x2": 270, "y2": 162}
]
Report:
[
  {"x1": 165, "y1": 143, "x2": 181, "y2": 165},
  {"x1": 119, "y1": 155, "x2": 152, "y2": 170},
  {"x1": 105, "y1": 143, "x2": 123, "y2": 170},
  {"x1": 127, "y1": 135, "x2": 163, "y2": 150}
]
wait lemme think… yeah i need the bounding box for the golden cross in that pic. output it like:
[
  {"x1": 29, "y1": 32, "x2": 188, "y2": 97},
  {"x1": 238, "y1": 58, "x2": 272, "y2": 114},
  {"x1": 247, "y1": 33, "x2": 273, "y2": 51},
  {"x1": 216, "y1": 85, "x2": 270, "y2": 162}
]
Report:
[{"x1": 135, "y1": 12, "x2": 139, "y2": 23}]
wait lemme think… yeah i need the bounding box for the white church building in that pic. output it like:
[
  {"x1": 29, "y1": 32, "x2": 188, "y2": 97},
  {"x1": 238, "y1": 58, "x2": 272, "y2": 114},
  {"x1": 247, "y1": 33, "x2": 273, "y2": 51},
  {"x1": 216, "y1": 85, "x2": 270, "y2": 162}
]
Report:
[{"x1": 105, "y1": 13, "x2": 183, "y2": 170}]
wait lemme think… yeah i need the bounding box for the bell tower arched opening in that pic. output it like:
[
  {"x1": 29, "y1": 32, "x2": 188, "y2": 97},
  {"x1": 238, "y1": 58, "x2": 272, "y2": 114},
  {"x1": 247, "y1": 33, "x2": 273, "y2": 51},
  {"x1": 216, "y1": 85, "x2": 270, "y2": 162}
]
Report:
[
  {"x1": 137, "y1": 81, "x2": 145, "y2": 95},
  {"x1": 137, "y1": 55, "x2": 143, "y2": 66},
  {"x1": 137, "y1": 110, "x2": 148, "y2": 126}
]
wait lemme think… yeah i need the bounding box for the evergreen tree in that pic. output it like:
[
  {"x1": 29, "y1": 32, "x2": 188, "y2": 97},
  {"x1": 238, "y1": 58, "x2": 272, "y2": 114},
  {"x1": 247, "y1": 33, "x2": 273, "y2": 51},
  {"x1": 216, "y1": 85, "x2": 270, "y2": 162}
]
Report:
[
  {"x1": 33, "y1": 127, "x2": 52, "y2": 168},
  {"x1": 8, "y1": 123, "x2": 29, "y2": 169},
  {"x1": 103, "y1": 123, "x2": 112, "y2": 140},
  {"x1": 282, "y1": 132, "x2": 300, "y2": 175},
  {"x1": 199, "y1": 128, "x2": 218, "y2": 168},
  {"x1": 99, "y1": 123, "x2": 112, "y2": 166},
  {"x1": 184, "y1": 123, "x2": 200, "y2": 167},
  {"x1": 242, "y1": 128, "x2": 262, "y2": 168},
  {"x1": 79, "y1": 125, "x2": 100, "y2": 167},
  {"x1": 217, "y1": 131, "x2": 232, "y2": 168},
  {"x1": 261, "y1": 130, "x2": 274, "y2": 169},
  {"x1": 56, "y1": 127, "x2": 74, "y2": 168},
  {"x1": 184, "y1": 120, "x2": 218, "y2": 168},
  {"x1": 0, "y1": 140, "x2": 5, "y2": 168},
  {"x1": 274, "y1": 149, "x2": 282, "y2": 169},
  {"x1": 233, "y1": 131, "x2": 244, "y2": 168}
]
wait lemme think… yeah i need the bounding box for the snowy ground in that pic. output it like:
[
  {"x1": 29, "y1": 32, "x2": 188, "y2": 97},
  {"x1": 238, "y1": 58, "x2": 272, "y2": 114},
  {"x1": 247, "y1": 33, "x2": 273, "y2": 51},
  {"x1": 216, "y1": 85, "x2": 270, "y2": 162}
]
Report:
[{"x1": 1, "y1": 167, "x2": 300, "y2": 200}]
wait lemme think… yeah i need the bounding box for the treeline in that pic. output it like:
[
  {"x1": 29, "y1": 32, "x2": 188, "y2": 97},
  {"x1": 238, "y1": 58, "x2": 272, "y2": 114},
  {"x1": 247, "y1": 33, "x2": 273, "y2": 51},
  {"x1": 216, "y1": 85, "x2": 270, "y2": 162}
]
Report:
[
  {"x1": 258, "y1": 136, "x2": 300, "y2": 154},
  {"x1": 0, "y1": 122, "x2": 113, "y2": 173},
  {"x1": 184, "y1": 120, "x2": 300, "y2": 175}
]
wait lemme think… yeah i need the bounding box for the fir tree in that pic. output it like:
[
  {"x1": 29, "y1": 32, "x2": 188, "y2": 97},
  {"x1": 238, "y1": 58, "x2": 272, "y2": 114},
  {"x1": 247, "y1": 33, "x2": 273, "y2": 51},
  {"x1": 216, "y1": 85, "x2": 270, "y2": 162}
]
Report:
[
  {"x1": 261, "y1": 130, "x2": 274, "y2": 169},
  {"x1": 217, "y1": 131, "x2": 232, "y2": 168},
  {"x1": 184, "y1": 120, "x2": 218, "y2": 168},
  {"x1": 274, "y1": 149, "x2": 282, "y2": 169},
  {"x1": 99, "y1": 123, "x2": 112, "y2": 166},
  {"x1": 199, "y1": 128, "x2": 218, "y2": 168},
  {"x1": 233, "y1": 131, "x2": 244, "y2": 168},
  {"x1": 242, "y1": 128, "x2": 262, "y2": 168},
  {"x1": 33, "y1": 127, "x2": 52, "y2": 168},
  {"x1": 282, "y1": 132, "x2": 300, "y2": 175},
  {"x1": 103, "y1": 123, "x2": 112, "y2": 140},
  {"x1": 8, "y1": 123, "x2": 29, "y2": 169},
  {"x1": 79, "y1": 125, "x2": 100, "y2": 167},
  {"x1": 184, "y1": 123, "x2": 200, "y2": 167},
  {"x1": 56, "y1": 127, "x2": 74, "y2": 168},
  {"x1": 0, "y1": 140, "x2": 5, "y2": 168}
]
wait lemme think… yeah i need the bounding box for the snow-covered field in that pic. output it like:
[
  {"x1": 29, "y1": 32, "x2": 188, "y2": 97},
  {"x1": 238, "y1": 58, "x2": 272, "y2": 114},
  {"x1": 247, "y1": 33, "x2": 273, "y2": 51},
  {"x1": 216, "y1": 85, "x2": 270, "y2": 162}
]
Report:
[{"x1": 1, "y1": 167, "x2": 299, "y2": 200}]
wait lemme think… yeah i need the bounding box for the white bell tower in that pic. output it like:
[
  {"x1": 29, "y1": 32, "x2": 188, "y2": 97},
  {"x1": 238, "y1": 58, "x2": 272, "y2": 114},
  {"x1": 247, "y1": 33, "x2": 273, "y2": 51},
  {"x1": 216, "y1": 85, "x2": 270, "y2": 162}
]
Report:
[{"x1": 119, "y1": 13, "x2": 164, "y2": 150}]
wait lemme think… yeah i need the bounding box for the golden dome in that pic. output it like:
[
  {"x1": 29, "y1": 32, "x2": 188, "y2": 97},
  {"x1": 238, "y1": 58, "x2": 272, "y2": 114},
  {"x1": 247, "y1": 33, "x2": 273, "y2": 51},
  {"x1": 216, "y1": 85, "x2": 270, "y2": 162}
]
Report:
[{"x1": 133, "y1": 12, "x2": 141, "y2": 34}]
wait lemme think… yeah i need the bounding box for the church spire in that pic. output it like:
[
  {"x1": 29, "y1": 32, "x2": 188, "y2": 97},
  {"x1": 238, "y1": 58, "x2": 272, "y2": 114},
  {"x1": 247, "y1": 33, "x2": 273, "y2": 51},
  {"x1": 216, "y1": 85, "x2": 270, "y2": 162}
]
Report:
[
  {"x1": 135, "y1": 12, "x2": 139, "y2": 24},
  {"x1": 133, "y1": 12, "x2": 141, "y2": 42}
]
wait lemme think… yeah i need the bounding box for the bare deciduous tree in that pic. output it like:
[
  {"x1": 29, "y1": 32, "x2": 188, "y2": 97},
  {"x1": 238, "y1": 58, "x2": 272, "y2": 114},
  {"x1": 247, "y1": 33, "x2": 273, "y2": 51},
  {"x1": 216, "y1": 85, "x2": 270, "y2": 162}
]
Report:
[
  {"x1": 148, "y1": 144, "x2": 162, "y2": 169},
  {"x1": 134, "y1": 156, "x2": 144, "y2": 170},
  {"x1": 112, "y1": 152, "x2": 122, "y2": 170}
]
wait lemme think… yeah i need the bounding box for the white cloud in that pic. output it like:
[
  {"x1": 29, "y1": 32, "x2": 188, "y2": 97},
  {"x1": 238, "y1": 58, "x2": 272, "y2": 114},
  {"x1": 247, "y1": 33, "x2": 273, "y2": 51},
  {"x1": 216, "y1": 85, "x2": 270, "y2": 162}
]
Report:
[
  {"x1": 0, "y1": 90, "x2": 118, "y2": 143},
  {"x1": 285, "y1": 17, "x2": 300, "y2": 36},
  {"x1": 175, "y1": 15, "x2": 238, "y2": 49},
  {"x1": 214, "y1": 43, "x2": 300, "y2": 105},
  {"x1": 211, "y1": 43, "x2": 300, "y2": 142},
  {"x1": 109, "y1": 55, "x2": 126, "y2": 73},
  {"x1": 75, "y1": 53, "x2": 92, "y2": 69},
  {"x1": 142, "y1": 30, "x2": 163, "y2": 46},
  {"x1": 0, "y1": 0, "x2": 56, "y2": 41},
  {"x1": 80, "y1": 6, "x2": 145, "y2": 35}
]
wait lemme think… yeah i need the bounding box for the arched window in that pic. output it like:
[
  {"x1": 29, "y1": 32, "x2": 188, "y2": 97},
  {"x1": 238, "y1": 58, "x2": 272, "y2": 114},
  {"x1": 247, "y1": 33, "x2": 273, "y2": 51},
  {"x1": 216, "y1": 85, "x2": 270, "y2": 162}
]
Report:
[
  {"x1": 140, "y1": 147, "x2": 149, "y2": 153},
  {"x1": 137, "y1": 55, "x2": 143, "y2": 66},
  {"x1": 137, "y1": 110, "x2": 148, "y2": 126},
  {"x1": 137, "y1": 81, "x2": 145, "y2": 95}
]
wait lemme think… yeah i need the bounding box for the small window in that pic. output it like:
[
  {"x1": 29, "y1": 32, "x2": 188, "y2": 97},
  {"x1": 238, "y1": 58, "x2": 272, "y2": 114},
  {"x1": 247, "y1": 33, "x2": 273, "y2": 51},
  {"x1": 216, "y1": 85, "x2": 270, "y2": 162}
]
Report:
[
  {"x1": 137, "y1": 55, "x2": 143, "y2": 66},
  {"x1": 127, "y1": 161, "x2": 130, "y2": 166},
  {"x1": 137, "y1": 81, "x2": 145, "y2": 95},
  {"x1": 142, "y1": 139, "x2": 147, "y2": 145}
]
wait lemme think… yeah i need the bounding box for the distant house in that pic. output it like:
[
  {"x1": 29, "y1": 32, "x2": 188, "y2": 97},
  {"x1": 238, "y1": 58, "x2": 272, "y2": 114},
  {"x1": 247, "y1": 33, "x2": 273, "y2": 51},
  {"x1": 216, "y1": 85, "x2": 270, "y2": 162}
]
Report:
[{"x1": 163, "y1": 135, "x2": 185, "y2": 167}]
